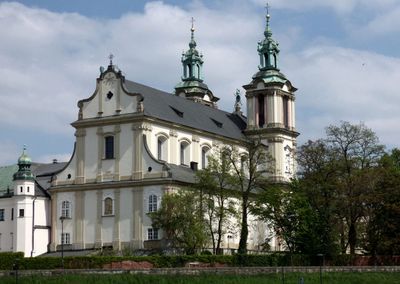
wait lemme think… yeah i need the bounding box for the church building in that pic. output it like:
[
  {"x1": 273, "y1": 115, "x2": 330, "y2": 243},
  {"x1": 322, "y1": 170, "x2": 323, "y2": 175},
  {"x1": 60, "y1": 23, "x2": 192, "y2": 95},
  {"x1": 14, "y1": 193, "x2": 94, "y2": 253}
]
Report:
[{"x1": 0, "y1": 11, "x2": 298, "y2": 256}]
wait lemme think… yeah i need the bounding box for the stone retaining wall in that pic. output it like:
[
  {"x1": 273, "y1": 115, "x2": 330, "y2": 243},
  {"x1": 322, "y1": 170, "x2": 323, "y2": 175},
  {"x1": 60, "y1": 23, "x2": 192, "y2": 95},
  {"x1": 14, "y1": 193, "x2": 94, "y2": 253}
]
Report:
[{"x1": 1, "y1": 266, "x2": 400, "y2": 277}]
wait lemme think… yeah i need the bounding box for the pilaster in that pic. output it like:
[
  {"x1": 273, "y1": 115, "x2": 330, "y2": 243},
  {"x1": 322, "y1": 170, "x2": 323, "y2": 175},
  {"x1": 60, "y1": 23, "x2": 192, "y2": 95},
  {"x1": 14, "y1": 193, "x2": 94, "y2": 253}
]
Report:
[
  {"x1": 113, "y1": 189, "x2": 121, "y2": 250},
  {"x1": 73, "y1": 191, "x2": 85, "y2": 250},
  {"x1": 50, "y1": 192, "x2": 57, "y2": 251},
  {"x1": 95, "y1": 190, "x2": 102, "y2": 248},
  {"x1": 169, "y1": 129, "x2": 178, "y2": 164},
  {"x1": 96, "y1": 127, "x2": 104, "y2": 182},
  {"x1": 114, "y1": 125, "x2": 121, "y2": 181},
  {"x1": 75, "y1": 129, "x2": 86, "y2": 184},
  {"x1": 131, "y1": 188, "x2": 143, "y2": 249}
]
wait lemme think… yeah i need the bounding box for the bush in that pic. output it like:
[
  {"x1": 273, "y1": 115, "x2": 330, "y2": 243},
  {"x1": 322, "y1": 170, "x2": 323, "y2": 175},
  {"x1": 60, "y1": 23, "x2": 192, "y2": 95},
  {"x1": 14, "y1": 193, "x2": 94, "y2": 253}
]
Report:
[{"x1": 0, "y1": 252, "x2": 24, "y2": 270}]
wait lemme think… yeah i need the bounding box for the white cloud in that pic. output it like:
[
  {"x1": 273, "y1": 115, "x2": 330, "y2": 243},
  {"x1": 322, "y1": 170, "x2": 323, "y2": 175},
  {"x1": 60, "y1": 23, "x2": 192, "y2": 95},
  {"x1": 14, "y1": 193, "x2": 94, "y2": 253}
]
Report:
[
  {"x1": 284, "y1": 45, "x2": 400, "y2": 147},
  {"x1": 251, "y1": 0, "x2": 397, "y2": 14}
]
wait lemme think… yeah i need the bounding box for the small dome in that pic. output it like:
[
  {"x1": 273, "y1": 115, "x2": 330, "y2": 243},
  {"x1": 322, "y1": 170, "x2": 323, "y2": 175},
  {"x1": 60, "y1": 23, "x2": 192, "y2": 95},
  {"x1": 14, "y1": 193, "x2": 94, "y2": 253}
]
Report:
[{"x1": 18, "y1": 146, "x2": 32, "y2": 165}]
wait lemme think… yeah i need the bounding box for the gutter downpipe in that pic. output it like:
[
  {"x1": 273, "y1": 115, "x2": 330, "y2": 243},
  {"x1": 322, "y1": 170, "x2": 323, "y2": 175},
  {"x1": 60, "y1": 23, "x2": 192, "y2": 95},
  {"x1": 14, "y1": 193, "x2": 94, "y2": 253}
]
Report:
[{"x1": 31, "y1": 196, "x2": 37, "y2": 257}]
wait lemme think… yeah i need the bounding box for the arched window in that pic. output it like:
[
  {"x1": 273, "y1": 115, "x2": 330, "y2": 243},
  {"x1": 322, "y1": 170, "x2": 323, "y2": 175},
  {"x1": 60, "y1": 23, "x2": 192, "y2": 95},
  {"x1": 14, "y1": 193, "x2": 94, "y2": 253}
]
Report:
[
  {"x1": 104, "y1": 136, "x2": 114, "y2": 159},
  {"x1": 264, "y1": 53, "x2": 269, "y2": 67},
  {"x1": 103, "y1": 197, "x2": 113, "y2": 215},
  {"x1": 61, "y1": 201, "x2": 71, "y2": 218},
  {"x1": 148, "y1": 194, "x2": 158, "y2": 212},
  {"x1": 196, "y1": 64, "x2": 201, "y2": 78},
  {"x1": 284, "y1": 146, "x2": 292, "y2": 174},
  {"x1": 201, "y1": 147, "x2": 210, "y2": 169},
  {"x1": 283, "y1": 97, "x2": 289, "y2": 128},
  {"x1": 180, "y1": 141, "x2": 190, "y2": 166},
  {"x1": 157, "y1": 136, "x2": 168, "y2": 161}
]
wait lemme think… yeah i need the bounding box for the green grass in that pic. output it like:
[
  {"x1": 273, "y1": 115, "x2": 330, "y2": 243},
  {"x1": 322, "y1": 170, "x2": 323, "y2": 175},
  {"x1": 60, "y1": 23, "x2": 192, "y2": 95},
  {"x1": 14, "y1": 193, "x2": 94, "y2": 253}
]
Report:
[{"x1": 1, "y1": 272, "x2": 400, "y2": 284}]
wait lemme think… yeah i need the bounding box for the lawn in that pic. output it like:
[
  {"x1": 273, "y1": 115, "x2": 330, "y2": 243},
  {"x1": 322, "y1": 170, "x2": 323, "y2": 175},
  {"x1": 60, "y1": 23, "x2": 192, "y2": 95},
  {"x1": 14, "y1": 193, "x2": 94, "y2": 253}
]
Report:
[{"x1": 1, "y1": 272, "x2": 400, "y2": 284}]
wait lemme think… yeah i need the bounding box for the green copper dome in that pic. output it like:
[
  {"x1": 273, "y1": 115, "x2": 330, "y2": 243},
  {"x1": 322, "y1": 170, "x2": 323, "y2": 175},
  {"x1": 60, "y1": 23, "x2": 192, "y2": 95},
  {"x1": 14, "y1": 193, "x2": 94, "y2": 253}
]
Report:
[
  {"x1": 174, "y1": 19, "x2": 219, "y2": 107},
  {"x1": 13, "y1": 146, "x2": 35, "y2": 181},
  {"x1": 252, "y1": 10, "x2": 285, "y2": 83}
]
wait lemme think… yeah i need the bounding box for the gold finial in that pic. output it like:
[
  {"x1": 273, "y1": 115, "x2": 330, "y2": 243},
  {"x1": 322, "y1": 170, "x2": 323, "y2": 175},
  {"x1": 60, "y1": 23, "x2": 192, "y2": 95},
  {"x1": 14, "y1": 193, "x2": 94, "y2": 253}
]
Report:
[
  {"x1": 108, "y1": 53, "x2": 114, "y2": 65},
  {"x1": 266, "y1": 3, "x2": 270, "y2": 20}
]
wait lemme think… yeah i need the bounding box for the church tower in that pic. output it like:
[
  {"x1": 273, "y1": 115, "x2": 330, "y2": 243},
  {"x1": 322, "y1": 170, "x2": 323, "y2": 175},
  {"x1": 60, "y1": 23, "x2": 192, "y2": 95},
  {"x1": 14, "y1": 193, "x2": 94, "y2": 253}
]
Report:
[
  {"x1": 12, "y1": 146, "x2": 35, "y2": 256},
  {"x1": 243, "y1": 10, "x2": 299, "y2": 181},
  {"x1": 174, "y1": 19, "x2": 219, "y2": 108}
]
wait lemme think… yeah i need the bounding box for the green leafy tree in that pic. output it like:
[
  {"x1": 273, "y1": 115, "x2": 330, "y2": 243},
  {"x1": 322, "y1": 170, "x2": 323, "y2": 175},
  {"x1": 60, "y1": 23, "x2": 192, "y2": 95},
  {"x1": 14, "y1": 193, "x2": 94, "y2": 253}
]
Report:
[
  {"x1": 363, "y1": 149, "x2": 400, "y2": 255},
  {"x1": 194, "y1": 150, "x2": 238, "y2": 254},
  {"x1": 225, "y1": 139, "x2": 273, "y2": 254},
  {"x1": 149, "y1": 190, "x2": 208, "y2": 254},
  {"x1": 326, "y1": 121, "x2": 384, "y2": 254}
]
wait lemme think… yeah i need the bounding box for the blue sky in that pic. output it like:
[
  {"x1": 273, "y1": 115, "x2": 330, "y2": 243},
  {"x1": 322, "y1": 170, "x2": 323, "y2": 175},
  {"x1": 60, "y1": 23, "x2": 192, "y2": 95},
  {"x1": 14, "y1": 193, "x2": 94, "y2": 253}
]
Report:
[{"x1": 1, "y1": 0, "x2": 400, "y2": 165}]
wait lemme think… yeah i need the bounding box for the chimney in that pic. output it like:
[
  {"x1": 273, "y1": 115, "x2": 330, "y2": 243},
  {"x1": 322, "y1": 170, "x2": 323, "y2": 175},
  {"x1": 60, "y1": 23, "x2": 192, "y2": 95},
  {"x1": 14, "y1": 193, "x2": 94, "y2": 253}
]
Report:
[{"x1": 190, "y1": 161, "x2": 198, "y2": 171}]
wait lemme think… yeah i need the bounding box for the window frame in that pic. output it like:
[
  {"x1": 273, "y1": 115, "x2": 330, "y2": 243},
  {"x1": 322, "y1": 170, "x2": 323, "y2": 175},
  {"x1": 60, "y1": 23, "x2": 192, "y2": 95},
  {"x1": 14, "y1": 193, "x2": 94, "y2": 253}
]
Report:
[
  {"x1": 157, "y1": 135, "x2": 168, "y2": 161},
  {"x1": 147, "y1": 228, "x2": 159, "y2": 240},
  {"x1": 61, "y1": 201, "x2": 71, "y2": 219},
  {"x1": 104, "y1": 135, "x2": 115, "y2": 159},
  {"x1": 201, "y1": 146, "x2": 210, "y2": 169},
  {"x1": 148, "y1": 194, "x2": 158, "y2": 213},
  {"x1": 61, "y1": 233, "x2": 71, "y2": 245},
  {"x1": 0, "y1": 209, "x2": 4, "y2": 221},
  {"x1": 180, "y1": 141, "x2": 190, "y2": 166},
  {"x1": 19, "y1": 209, "x2": 24, "y2": 218},
  {"x1": 103, "y1": 197, "x2": 114, "y2": 216}
]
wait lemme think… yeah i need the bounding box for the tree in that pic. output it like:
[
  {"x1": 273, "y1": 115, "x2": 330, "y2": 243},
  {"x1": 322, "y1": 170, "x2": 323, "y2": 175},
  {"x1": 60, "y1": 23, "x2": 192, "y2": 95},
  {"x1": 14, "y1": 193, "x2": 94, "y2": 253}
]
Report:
[
  {"x1": 149, "y1": 190, "x2": 208, "y2": 254},
  {"x1": 326, "y1": 121, "x2": 384, "y2": 254},
  {"x1": 225, "y1": 139, "x2": 272, "y2": 254},
  {"x1": 194, "y1": 151, "x2": 237, "y2": 254},
  {"x1": 363, "y1": 149, "x2": 400, "y2": 255}
]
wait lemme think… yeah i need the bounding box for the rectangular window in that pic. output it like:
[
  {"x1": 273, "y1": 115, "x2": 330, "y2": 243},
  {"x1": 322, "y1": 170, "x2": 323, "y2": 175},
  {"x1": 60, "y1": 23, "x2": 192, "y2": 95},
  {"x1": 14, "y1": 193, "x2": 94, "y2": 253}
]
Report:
[
  {"x1": 148, "y1": 195, "x2": 158, "y2": 212},
  {"x1": 104, "y1": 136, "x2": 114, "y2": 159},
  {"x1": 61, "y1": 201, "x2": 71, "y2": 218},
  {"x1": 10, "y1": 233, "x2": 13, "y2": 250},
  {"x1": 0, "y1": 209, "x2": 4, "y2": 221},
  {"x1": 11, "y1": 208, "x2": 13, "y2": 221},
  {"x1": 283, "y1": 96, "x2": 289, "y2": 128},
  {"x1": 0, "y1": 233, "x2": 2, "y2": 251},
  {"x1": 61, "y1": 233, "x2": 71, "y2": 245},
  {"x1": 19, "y1": 209, "x2": 24, "y2": 218},
  {"x1": 147, "y1": 228, "x2": 159, "y2": 240}
]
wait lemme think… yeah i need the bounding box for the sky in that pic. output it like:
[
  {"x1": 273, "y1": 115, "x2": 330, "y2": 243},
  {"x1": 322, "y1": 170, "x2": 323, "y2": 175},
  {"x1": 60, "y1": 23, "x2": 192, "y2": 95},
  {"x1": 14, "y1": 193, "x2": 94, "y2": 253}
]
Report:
[{"x1": 0, "y1": 0, "x2": 400, "y2": 166}]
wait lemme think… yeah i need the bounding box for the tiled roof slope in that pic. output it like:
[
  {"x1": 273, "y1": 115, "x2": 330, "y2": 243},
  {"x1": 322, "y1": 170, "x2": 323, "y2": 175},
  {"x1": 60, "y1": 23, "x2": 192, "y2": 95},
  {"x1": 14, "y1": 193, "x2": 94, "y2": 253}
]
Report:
[{"x1": 124, "y1": 80, "x2": 247, "y2": 141}]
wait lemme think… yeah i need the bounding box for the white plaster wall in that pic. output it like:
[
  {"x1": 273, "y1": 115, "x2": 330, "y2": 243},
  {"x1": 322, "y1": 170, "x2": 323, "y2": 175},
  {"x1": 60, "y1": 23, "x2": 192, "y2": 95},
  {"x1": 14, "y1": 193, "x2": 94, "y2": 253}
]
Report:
[
  {"x1": 33, "y1": 229, "x2": 49, "y2": 256},
  {"x1": 0, "y1": 198, "x2": 15, "y2": 252},
  {"x1": 83, "y1": 191, "x2": 96, "y2": 245},
  {"x1": 119, "y1": 124, "x2": 133, "y2": 177},
  {"x1": 84, "y1": 127, "x2": 98, "y2": 180},
  {"x1": 119, "y1": 189, "x2": 132, "y2": 242}
]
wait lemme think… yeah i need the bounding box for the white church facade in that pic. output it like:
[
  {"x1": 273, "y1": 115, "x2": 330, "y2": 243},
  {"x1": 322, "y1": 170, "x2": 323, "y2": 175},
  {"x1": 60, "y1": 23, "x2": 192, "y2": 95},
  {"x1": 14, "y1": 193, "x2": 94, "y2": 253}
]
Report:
[{"x1": 0, "y1": 11, "x2": 298, "y2": 256}]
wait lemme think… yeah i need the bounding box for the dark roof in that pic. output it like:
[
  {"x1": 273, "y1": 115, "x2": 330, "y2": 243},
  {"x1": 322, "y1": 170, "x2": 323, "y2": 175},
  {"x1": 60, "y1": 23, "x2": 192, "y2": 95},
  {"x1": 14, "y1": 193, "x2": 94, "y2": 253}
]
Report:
[
  {"x1": 166, "y1": 163, "x2": 196, "y2": 184},
  {"x1": 124, "y1": 80, "x2": 247, "y2": 141}
]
